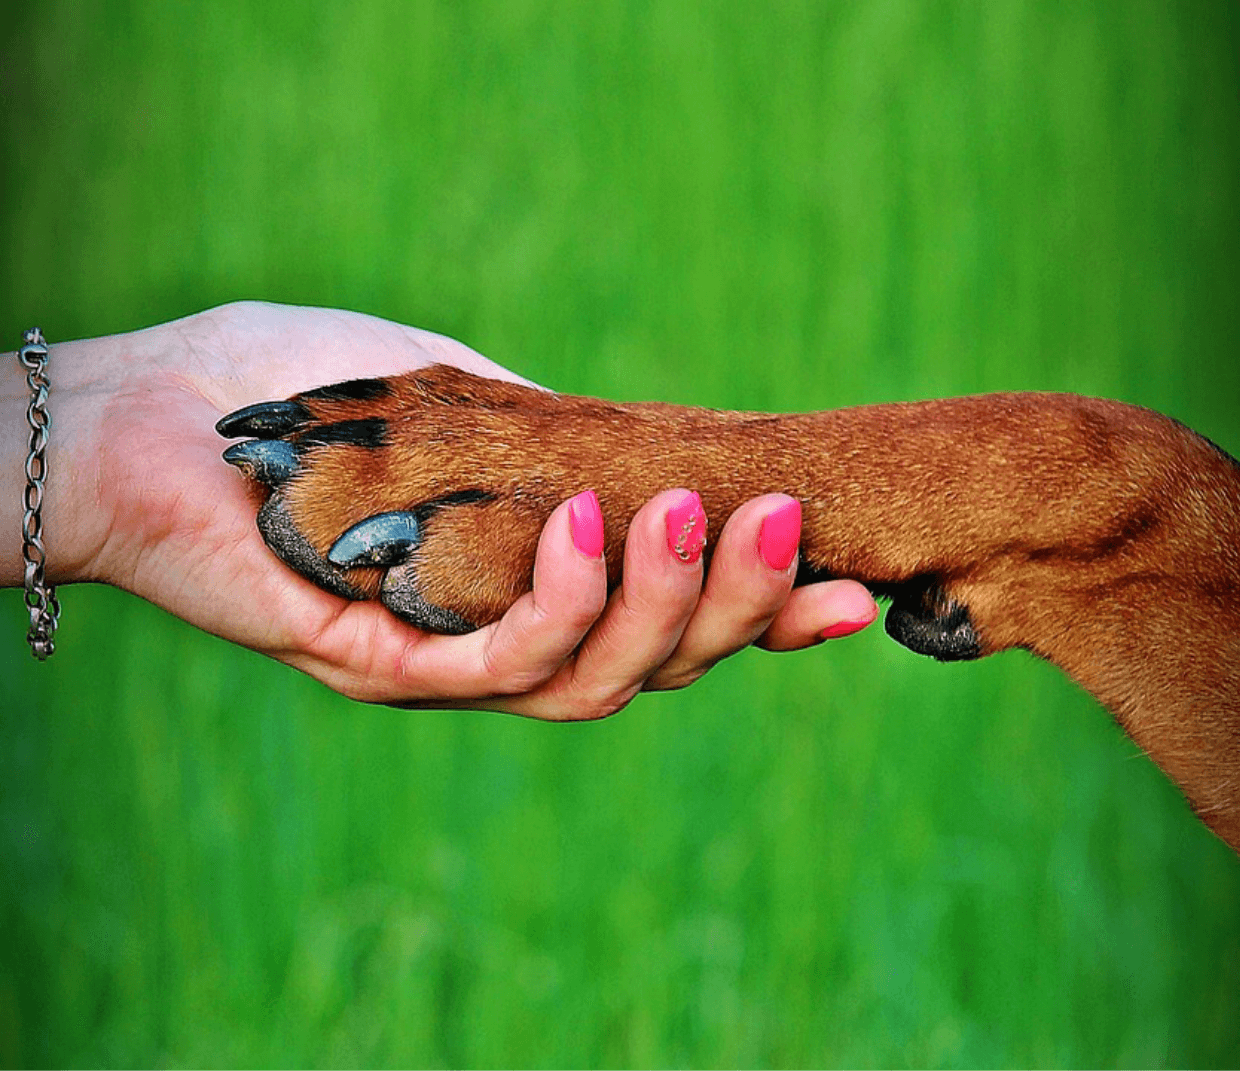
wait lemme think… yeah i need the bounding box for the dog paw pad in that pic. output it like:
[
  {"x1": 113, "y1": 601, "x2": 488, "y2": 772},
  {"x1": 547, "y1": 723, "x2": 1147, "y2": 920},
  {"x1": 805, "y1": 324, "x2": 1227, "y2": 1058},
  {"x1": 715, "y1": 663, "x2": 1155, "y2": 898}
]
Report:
[{"x1": 256, "y1": 495, "x2": 365, "y2": 600}]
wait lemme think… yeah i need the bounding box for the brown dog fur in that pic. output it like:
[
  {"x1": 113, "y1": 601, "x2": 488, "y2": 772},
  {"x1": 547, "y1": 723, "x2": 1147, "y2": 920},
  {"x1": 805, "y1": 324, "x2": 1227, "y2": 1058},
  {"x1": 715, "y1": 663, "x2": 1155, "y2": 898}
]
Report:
[{"x1": 238, "y1": 367, "x2": 1240, "y2": 850}]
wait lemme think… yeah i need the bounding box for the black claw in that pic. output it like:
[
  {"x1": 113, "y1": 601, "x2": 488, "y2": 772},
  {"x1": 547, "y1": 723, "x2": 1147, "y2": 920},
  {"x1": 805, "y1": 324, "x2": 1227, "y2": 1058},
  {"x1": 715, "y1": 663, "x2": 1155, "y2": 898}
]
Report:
[
  {"x1": 329, "y1": 512, "x2": 422, "y2": 567},
  {"x1": 222, "y1": 439, "x2": 300, "y2": 485},
  {"x1": 215, "y1": 400, "x2": 311, "y2": 439}
]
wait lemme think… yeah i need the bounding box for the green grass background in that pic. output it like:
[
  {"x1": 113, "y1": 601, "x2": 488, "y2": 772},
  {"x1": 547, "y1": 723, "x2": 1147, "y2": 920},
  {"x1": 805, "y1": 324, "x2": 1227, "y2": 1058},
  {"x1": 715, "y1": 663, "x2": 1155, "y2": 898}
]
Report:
[{"x1": 3, "y1": 0, "x2": 1240, "y2": 1065}]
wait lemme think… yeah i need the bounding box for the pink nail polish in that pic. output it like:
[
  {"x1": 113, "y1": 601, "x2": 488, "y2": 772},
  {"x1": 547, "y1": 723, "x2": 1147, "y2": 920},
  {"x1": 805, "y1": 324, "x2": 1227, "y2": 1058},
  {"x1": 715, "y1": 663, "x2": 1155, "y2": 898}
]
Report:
[
  {"x1": 666, "y1": 491, "x2": 707, "y2": 565},
  {"x1": 569, "y1": 489, "x2": 604, "y2": 558},
  {"x1": 758, "y1": 499, "x2": 801, "y2": 571},
  {"x1": 820, "y1": 617, "x2": 875, "y2": 640}
]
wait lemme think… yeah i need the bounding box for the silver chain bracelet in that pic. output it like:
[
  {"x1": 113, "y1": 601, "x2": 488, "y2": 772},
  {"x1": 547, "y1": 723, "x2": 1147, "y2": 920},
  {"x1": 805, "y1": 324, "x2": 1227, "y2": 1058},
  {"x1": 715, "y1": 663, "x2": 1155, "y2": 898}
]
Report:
[{"x1": 19, "y1": 327, "x2": 60, "y2": 659}]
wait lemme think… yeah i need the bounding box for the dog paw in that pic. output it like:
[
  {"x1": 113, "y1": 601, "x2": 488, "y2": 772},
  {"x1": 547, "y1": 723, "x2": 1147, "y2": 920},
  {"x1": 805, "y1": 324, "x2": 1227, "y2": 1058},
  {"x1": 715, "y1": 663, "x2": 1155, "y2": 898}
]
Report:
[
  {"x1": 216, "y1": 368, "x2": 582, "y2": 632},
  {"x1": 881, "y1": 577, "x2": 984, "y2": 661}
]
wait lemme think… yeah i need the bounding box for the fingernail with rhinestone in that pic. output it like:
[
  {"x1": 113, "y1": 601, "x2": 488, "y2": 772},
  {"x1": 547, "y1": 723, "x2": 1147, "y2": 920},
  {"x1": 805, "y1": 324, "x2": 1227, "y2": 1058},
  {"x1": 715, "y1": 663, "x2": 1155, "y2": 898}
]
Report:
[{"x1": 666, "y1": 491, "x2": 707, "y2": 565}]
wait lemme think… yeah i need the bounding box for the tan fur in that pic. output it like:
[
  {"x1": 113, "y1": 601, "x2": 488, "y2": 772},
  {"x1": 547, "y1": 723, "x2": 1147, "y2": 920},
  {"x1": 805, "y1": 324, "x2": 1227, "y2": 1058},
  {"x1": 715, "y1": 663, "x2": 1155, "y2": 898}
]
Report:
[{"x1": 279, "y1": 367, "x2": 1240, "y2": 850}]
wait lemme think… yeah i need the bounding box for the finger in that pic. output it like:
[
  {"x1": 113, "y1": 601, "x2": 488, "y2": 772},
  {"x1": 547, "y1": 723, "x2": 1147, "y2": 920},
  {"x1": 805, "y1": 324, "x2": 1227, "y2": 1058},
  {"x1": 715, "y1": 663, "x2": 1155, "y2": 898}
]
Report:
[
  {"x1": 644, "y1": 494, "x2": 802, "y2": 690},
  {"x1": 503, "y1": 488, "x2": 708, "y2": 721},
  {"x1": 757, "y1": 578, "x2": 878, "y2": 651},
  {"x1": 384, "y1": 490, "x2": 611, "y2": 700}
]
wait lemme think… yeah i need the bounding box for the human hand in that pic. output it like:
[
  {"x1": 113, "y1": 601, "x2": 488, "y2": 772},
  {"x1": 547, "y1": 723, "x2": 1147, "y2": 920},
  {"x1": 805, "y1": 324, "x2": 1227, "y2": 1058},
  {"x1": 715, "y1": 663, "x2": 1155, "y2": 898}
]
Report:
[{"x1": 3, "y1": 302, "x2": 877, "y2": 717}]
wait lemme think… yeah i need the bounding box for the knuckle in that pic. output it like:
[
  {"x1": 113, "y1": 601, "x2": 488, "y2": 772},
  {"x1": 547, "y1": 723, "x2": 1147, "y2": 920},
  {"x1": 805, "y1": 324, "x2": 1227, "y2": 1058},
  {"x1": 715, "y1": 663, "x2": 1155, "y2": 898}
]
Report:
[
  {"x1": 497, "y1": 671, "x2": 553, "y2": 697},
  {"x1": 645, "y1": 663, "x2": 711, "y2": 692},
  {"x1": 568, "y1": 683, "x2": 638, "y2": 722},
  {"x1": 513, "y1": 667, "x2": 562, "y2": 695},
  {"x1": 643, "y1": 574, "x2": 702, "y2": 619},
  {"x1": 481, "y1": 646, "x2": 556, "y2": 696},
  {"x1": 721, "y1": 591, "x2": 786, "y2": 633},
  {"x1": 529, "y1": 585, "x2": 605, "y2": 642},
  {"x1": 561, "y1": 593, "x2": 608, "y2": 637}
]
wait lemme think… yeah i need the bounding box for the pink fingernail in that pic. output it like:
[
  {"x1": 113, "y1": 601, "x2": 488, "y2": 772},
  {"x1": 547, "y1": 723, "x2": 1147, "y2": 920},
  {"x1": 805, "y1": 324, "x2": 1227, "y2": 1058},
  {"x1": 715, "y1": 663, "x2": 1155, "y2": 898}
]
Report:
[
  {"x1": 666, "y1": 491, "x2": 707, "y2": 565},
  {"x1": 569, "y1": 489, "x2": 604, "y2": 558},
  {"x1": 758, "y1": 499, "x2": 801, "y2": 571},
  {"x1": 819, "y1": 585, "x2": 879, "y2": 639},
  {"x1": 820, "y1": 618, "x2": 873, "y2": 640}
]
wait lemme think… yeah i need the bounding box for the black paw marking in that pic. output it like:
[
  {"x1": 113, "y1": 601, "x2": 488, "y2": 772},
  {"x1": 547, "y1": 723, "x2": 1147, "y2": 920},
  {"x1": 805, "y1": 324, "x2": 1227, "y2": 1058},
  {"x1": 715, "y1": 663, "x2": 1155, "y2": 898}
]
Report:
[
  {"x1": 299, "y1": 418, "x2": 388, "y2": 449},
  {"x1": 299, "y1": 377, "x2": 393, "y2": 403},
  {"x1": 883, "y1": 578, "x2": 983, "y2": 661}
]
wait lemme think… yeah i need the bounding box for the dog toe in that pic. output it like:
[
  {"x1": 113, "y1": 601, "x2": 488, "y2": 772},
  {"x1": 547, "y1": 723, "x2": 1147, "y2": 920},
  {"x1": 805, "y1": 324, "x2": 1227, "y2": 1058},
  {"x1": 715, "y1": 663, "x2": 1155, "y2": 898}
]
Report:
[
  {"x1": 256, "y1": 494, "x2": 367, "y2": 600},
  {"x1": 218, "y1": 367, "x2": 573, "y2": 631},
  {"x1": 379, "y1": 561, "x2": 478, "y2": 634}
]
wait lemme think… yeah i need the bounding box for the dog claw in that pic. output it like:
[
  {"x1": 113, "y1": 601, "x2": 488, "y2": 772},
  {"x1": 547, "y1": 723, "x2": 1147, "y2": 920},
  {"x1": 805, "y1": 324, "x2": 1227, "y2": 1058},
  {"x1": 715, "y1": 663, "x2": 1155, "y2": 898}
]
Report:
[
  {"x1": 222, "y1": 439, "x2": 300, "y2": 486},
  {"x1": 328, "y1": 512, "x2": 422, "y2": 567},
  {"x1": 215, "y1": 400, "x2": 311, "y2": 439}
]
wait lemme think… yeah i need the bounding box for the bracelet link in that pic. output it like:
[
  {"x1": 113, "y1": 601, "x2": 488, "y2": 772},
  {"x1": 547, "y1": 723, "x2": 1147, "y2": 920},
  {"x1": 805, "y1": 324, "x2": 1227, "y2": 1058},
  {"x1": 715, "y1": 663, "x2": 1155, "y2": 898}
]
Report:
[{"x1": 18, "y1": 327, "x2": 58, "y2": 659}]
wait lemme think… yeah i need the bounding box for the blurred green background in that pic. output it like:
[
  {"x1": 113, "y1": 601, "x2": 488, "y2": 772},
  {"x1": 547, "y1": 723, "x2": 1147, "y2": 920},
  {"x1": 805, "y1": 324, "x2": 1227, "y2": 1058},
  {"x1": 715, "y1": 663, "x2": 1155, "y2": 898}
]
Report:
[{"x1": 3, "y1": 0, "x2": 1240, "y2": 1066}]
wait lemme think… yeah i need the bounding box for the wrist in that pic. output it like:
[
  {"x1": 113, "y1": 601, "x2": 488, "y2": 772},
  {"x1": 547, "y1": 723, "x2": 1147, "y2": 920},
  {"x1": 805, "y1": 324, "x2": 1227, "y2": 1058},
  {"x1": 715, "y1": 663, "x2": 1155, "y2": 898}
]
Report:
[{"x1": 3, "y1": 328, "x2": 126, "y2": 589}]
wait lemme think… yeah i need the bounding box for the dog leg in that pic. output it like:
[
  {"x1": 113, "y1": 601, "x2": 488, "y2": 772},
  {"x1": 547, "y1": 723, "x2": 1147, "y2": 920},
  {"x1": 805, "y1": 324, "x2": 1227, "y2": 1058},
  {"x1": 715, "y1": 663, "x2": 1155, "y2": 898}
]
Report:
[{"x1": 218, "y1": 366, "x2": 1240, "y2": 849}]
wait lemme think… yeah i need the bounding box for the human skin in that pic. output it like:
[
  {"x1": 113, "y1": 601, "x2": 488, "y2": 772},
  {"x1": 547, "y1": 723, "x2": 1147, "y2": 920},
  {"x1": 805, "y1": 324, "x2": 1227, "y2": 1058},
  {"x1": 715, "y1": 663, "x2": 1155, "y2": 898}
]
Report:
[{"x1": 1, "y1": 301, "x2": 877, "y2": 719}]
